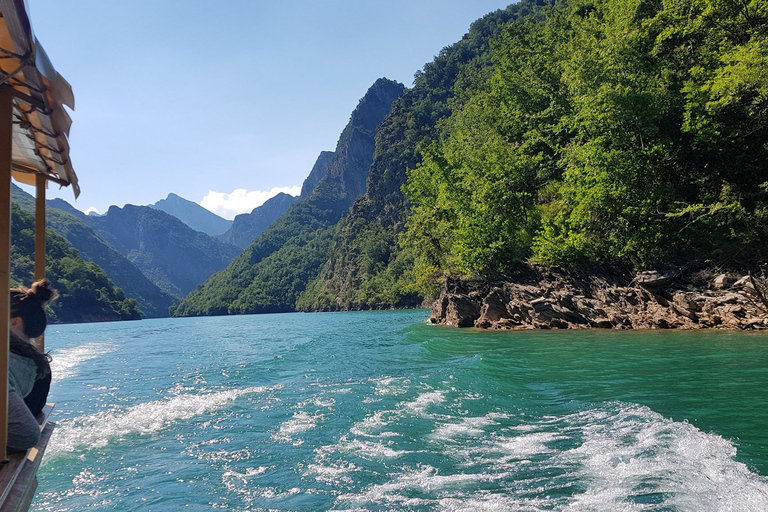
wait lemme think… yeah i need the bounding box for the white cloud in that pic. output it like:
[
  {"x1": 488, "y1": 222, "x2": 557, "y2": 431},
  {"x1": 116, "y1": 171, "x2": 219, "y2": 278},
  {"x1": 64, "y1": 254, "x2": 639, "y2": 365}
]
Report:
[
  {"x1": 84, "y1": 206, "x2": 100, "y2": 215},
  {"x1": 199, "y1": 186, "x2": 301, "y2": 220}
]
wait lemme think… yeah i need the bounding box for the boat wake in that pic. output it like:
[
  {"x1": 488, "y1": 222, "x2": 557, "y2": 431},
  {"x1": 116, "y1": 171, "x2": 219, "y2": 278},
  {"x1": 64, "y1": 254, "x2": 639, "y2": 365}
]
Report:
[
  {"x1": 304, "y1": 392, "x2": 768, "y2": 511},
  {"x1": 50, "y1": 342, "x2": 117, "y2": 383},
  {"x1": 47, "y1": 385, "x2": 279, "y2": 459}
]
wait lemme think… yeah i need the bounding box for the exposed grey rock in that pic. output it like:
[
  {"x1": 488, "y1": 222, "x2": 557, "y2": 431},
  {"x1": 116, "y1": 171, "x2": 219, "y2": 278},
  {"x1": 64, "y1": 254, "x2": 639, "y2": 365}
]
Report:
[{"x1": 429, "y1": 266, "x2": 768, "y2": 330}]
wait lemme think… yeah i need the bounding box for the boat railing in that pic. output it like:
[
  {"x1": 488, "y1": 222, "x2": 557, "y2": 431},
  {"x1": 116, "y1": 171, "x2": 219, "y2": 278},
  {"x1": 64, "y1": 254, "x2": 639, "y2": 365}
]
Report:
[{"x1": 0, "y1": 404, "x2": 55, "y2": 512}]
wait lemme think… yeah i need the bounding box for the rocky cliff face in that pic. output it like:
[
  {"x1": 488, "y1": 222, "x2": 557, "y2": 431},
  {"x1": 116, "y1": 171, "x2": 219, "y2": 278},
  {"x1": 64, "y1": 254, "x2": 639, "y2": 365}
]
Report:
[
  {"x1": 308, "y1": 78, "x2": 406, "y2": 211},
  {"x1": 174, "y1": 78, "x2": 405, "y2": 316},
  {"x1": 431, "y1": 267, "x2": 768, "y2": 330},
  {"x1": 300, "y1": 151, "x2": 334, "y2": 198},
  {"x1": 297, "y1": 5, "x2": 535, "y2": 311},
  {"x1": 86, "y1": 205, "x2": 240, "y2": 298},
  {"x1": 218, "y1": 192, "x2": 298, "y2": 249}
]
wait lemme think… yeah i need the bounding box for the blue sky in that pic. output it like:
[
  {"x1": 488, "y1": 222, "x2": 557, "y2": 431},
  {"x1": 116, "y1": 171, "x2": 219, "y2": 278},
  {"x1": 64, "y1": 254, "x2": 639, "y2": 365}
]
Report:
[{"x1": 23, "y1": 1, "x2": 514, "y2": 219}]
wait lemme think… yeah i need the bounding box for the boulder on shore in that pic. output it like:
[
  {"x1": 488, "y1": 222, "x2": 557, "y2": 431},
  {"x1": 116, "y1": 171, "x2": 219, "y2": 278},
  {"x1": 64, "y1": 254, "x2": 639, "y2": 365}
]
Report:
[{"x1": 430, "y1": 267, "x2": 768, "y2": 330}]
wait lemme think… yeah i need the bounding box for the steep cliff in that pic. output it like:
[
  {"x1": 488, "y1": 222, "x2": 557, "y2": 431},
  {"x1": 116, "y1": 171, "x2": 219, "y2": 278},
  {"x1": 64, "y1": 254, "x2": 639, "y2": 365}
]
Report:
[
  {"x1": 300, "y1": 151, "x2": 334, "y2": 198},
  {"x1": 217, "y1": 192, "x2": 298, "y2": 249},
  {"x1": 298, "y1": 2, "x2": 547, "y2": 310},
  {"x1": 174, "y1": 78, "x2": 405, "y2": 316},
  {"x1": 85, "y1": 205, "x2": 240, "y2": 298}
]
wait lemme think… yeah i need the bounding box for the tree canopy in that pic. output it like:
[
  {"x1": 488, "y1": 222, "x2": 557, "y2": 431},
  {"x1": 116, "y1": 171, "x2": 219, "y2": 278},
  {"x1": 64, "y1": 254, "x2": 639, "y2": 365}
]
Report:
[{"x1": 404, "y1": 0, "x2": 768, "y2": 293}]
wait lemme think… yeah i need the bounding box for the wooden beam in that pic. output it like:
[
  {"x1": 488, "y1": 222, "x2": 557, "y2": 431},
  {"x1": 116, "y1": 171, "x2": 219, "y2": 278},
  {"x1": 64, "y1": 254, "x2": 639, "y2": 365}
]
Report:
[
  {"x1": 33, "y1": 174, "x2": 44, "y2": 352},
  {"x1": 0, "y1": 85, "x2": 13, "y2": 462}
]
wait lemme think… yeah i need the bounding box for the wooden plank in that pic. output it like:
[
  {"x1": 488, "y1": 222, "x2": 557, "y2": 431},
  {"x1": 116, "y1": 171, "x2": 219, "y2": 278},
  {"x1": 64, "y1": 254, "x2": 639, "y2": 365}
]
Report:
[
  {"x1": 0, "y1": 85, "x2": 13, "y2": 463},
  {"x1": 33, "y1": 173, "x2": 44, "y2": 352}
]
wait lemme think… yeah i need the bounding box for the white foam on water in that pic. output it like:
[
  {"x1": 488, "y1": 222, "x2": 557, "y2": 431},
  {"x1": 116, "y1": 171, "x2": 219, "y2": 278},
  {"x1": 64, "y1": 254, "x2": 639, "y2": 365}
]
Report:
[
  {"x1": 556, "y1": 403, "x2": 768, "y2": 511},
  {"x1": 496, "y1": 431, "x2": 566, "y2": 460},
  {"x1": 329, "y1": 437, "x2": 410, "y2": 459},
  {"x1": 330, "y1": 401, "x2": 768, "y2": 511},
  {"x1": 335, "y1": 465, "x2": 511, "y2": 507},
  {"x1": 271, "y1": 411, "x2": 324, "y2": 445},
  {"x1": 349, "y1": 410, "x2": 401, "y2": 438},
  {"x1": 399, "y1": 390, "x2": 446, "y2": 416},
  {"x1": 222, "y1": 465, "x2": 270, "y2": 482},
  {"x1": 373, "y1": 376, "x2": 411, "y2": 396},
  {"x1": 305, "y1": 460, "x2": 362, "y2": 485},
  {"x1": 47, "y1": 385, "x2": 278, "y2": 458},
  {"x1": 431, "y1": 415, "x2": 498, "y2": 441},
  {"x1": 50, "y1": 342, "x2": 117, "y2": 383}
]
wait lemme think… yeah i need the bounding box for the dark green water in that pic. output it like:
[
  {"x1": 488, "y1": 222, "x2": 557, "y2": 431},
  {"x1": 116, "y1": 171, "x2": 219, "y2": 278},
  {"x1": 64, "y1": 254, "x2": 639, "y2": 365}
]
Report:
[{"x1": 32, "y1": 311, "x2": 768, "y2": 510}]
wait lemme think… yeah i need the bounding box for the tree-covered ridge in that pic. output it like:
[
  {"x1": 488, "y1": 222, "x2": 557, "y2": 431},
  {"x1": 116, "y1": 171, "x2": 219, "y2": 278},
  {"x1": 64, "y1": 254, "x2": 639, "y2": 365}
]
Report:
[
  {"x1": 12, "y1": 185, "x2": 178, "y2": 317},
  {"x1": 11, "y1": 204, "x2": 141, "y2": 323},
  {"x1": 298, "y1": 0, "x2": 551, "y2": 309},
  {"x1": 403, "y1": 0, "x2": 768, "y2": 292},
  {"x1": 173, "y1": 78, "x2": 405, "y2": 316}
]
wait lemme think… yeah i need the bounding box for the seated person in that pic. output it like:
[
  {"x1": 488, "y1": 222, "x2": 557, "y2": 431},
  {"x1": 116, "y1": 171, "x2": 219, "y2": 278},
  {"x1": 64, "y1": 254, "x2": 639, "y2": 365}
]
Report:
[{"x1": 6, "y1": 279, "x2": 55, "y2": 451}]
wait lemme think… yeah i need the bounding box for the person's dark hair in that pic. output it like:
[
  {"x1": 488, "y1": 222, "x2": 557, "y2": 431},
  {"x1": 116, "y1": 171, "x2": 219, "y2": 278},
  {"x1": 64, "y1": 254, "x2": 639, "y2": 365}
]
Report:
[
  {"x1": 9, "y1": 332, "x2": 51, "y2": 378},
  {"x1": 10, "y1": 279, "x2": 58, "y2": 339}
]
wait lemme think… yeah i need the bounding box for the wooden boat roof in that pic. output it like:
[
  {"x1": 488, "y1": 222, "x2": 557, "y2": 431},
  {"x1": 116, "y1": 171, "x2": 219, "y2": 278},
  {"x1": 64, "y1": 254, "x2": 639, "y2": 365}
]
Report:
[{"x1": 0, "y1": 0, "x2": 77, "y2": 196}]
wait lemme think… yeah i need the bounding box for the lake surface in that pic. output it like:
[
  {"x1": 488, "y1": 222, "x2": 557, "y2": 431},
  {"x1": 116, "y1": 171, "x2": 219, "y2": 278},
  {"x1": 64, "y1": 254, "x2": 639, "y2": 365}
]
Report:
[{"x1": 32, "y1": 310, "x2": 768, "y2": 511}]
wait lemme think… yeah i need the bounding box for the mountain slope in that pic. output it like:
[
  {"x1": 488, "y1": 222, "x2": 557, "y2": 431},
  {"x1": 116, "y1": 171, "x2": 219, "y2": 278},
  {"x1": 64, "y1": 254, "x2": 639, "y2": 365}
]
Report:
[
  {"x1": 85, "y1": 205, "x2": 241, "y2": 298},
  {"x1": 13, "y1": 185, "x2": 177, "y2": 317},
  {"x1": 217, "y1": 192, "x2": 299, "y2": 249},
  {"x1": 151, "y1": 193, "x2": 233, "y2": 236},
  {"x1": 174, "y1": 78, "x2": 405, "y2": 316},
  {"x1": 11, "y1": 203, "x2": 142, "y2": 323},
  {"x1": 297, "y1": 1, "x2": 549, "y2": 309},
  {"x1": 300, "y1": 151, "x2": 334, "y2": 198}
]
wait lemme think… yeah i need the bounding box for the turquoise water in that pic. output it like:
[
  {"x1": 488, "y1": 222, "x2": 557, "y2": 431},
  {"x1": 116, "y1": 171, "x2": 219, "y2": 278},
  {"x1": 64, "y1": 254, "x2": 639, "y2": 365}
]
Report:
[{"x1": 32, "y1": 310, "x2": 768, "y2": 511}]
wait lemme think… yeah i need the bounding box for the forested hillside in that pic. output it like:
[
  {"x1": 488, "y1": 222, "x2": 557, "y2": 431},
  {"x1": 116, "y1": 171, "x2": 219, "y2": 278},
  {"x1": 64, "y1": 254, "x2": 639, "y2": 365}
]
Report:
[
  {"x1": 403, "y1": 0, "x2": 768, "y2": 291},
  {"x1": 298, "y1": 0, "x2": 549, "y2": 309},
  {"x1": 174, "y1": 78, "x2": 405, "y2": 316},
  {"x1": 11, "y1": 204, "x2": 141, "y2": 323},
  {"x1": 300, "y1": 0, "x2": 768, "y2": 307},
  {"x1": 13, "y1": 186, "x2": 178, "y2": 317}
]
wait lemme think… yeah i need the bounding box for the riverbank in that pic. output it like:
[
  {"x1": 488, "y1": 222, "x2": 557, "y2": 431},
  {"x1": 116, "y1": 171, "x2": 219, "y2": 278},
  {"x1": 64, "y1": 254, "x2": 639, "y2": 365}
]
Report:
[{"x1": 430, "y1": 266, "x2": 768, "y2": 330}]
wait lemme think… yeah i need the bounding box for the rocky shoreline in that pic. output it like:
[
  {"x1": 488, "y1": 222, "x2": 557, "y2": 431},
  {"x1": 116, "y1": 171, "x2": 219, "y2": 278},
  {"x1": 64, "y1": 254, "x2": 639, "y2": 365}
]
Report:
[{"x1": 430, "y1": 267, "x2": 768, "y2": 330}]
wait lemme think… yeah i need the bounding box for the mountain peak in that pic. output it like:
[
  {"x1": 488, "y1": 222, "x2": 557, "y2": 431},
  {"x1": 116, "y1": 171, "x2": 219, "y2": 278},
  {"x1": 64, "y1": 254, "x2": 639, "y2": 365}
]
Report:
[{"x1": 151, "y1": 193, "x2": 232, "y2": 236}]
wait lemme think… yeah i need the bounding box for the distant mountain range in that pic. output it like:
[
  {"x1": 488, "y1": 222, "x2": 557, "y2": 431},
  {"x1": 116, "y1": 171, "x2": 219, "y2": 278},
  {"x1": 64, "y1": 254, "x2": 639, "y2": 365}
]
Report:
[
  {"x1": 79, "y1": 204, "x2": 240, "y2": 299},
  {"x1": 14, "y1": 185, "x2": 178, "y2": 317}
]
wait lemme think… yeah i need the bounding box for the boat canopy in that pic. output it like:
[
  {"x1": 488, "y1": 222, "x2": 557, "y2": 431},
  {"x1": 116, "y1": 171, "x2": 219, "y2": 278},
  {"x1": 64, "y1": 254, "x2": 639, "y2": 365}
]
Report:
[{"x1": 0, "y1": 0, "x2": 77, "y2": 196}]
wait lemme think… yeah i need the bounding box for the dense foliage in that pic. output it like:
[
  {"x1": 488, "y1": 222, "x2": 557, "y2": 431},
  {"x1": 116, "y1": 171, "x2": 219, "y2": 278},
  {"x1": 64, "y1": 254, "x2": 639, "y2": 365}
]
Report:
[
  {"x1": 173, "y1": 201, "x2": 338, "y2": 315},
  {"x1": 11, "y1": 204, "x2": 141, "y2": 323},
  {"x1": 403, "y1": 0, "x2": 768, "y2": 292},
  {"x1": 298, "y1": 0, "x2": 550, "y2": 309}
]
